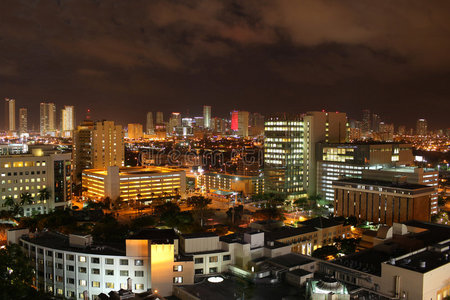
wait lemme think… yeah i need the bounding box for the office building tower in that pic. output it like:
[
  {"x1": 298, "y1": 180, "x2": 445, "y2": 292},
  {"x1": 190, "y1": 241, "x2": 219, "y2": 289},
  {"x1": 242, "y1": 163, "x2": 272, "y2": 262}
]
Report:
[
  {"x1": 264, "y1": 114, "x2": 304, "y2": 198},
  {"x1": 249, "y1": 112, "x2": 265, "y2": 137},
  {"x1": 316, "y1": 142, "x2": 414, "y2": 202},
  {"x1": 203, "y1": 105, "x2": 211, "y2": 129},
  {"x1": 73, "y1": 120, "x2": 124, "y2": 183},
  {"x1": 18, "y1": 108, "x2": 27, "y2": 136},
  {"x1": 333, "y1": 178, "x2": 434, "y2": 226},
  {"x1": 302, "y1": 111, "x2": 347, "y2": 195},
  {"x1": 61, "y1": 106, "x2": 75, "y2": 137},
  {"x1": 231, "y1": 110, "x2": 249, "y2": 137},
  {"x1": 361, "y1": 109, "x2": 371, "y2": 134},
  {"x1": 40, "y1": 102, "x2": 56, "y2": 136},
  {"x1": 169, "y1": 113, "x2": 181, "y2": 134},
  {"x1": 416, "y1": 118, "x2": 428, "y2": 136},
  {"x1": 128, "y1": 123, "x2": 144, "y2": 139},
  {"x1": 4, "y1": 98, "x2": 16, "y2": 134},
  {"x1": 371, "y1": 113, "x2": 381, "y2": 132},
  {"x1": 156, "y1": 111, "x2": 164, "y2": 124},
  {"x1": 146, "y1": 112, "x2": 154, "y2": 134},
  {"x1": 0, "y1": 147, "x2": 72, "y2": 216},
  {"x1": 376, "y1": 122, "x2": 394, "y2": 141},
  {"x1": 398, "y1": 125, "x2": 406, "y2": 135}
]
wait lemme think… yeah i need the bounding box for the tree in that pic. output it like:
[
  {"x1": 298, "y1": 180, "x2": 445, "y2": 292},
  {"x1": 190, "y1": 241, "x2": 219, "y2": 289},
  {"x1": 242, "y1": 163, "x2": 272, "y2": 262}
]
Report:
[
  {"x1": 333, "y1": 237, "x2": 360, "y2": 255},
  {"x1": 37, "y1": 188, "x2": 50, "y2": 202},
  {"x1": 312, "y1": 245, "x2": 339, "y2": 260},
  {"x1": 187, "y1": 196, "x2": 212, "y2": 227},
  {"x1": 19, "y1": 193, "x2": 33, "y2": 206},
  {"x1": 4, "y1": 196, "x2": 15, "y2": 208},
  {"x1": 0, "y1": 244, "x2": 52, "y2": 299}
]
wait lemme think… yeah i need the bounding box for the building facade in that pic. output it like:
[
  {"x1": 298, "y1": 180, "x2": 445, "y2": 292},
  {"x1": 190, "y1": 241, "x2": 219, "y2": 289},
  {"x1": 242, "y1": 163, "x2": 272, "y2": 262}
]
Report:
[
  {"x1": 19, "y1": 107, "x2": 28, "y2": 136},
  {"x1": 333, "y1": 178, "x2": 434, "y2": 226},
  {"x1": 40, "y1": 102, "x2": 57, "y2": 136},
  {"x1": 61, "y1": 106, "x2": 75, "y2": 138},
  {"x1": 4, "y1": 98, "x2": 16, "y2": 135},
  {"x1": 197, "y1": 172, "x2": 264, "y2": 197},
  {"x1": 73, "y1": 120, "x2": 124, "y2": 184},
  {"x1": 82, "y1": 166, "x2": 186, "y2": 201},
  {"x1": 203, "y1": 105, "x2": 211, "y2": 129},
  {"x1": 127, "y1": 123, "x2": 144, "y2": 140},
  {"x1": 0, "y1": 148, "x2": 72, "y2": 216}
]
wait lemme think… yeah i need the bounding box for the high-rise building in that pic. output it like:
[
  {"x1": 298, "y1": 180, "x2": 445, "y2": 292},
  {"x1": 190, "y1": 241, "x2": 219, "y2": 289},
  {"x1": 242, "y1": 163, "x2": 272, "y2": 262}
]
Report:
[
  {"x1": 146, "y1": 112, "x2": 154, "y2": 134},
  {"x1": 231, "y1": 110, "x2": 249, "y2": 137},
  {"x1": 4, "y1": 98, "x2": 16, "y2": 135},
  {"x1": 397, "y1": 125, "x2": 406, "y2": 135},
  {"x1": 169, "y1": 112, "x2": 181, "y2": 134},
  {"x1": 40, "y1": 102, "x2": 56, "y2": 136},
  {"x1": 212, "y1": 117, "x2": 226, "y2": 133},
  {"x1": 361, "y1": 109, "x2": 371, "y2": 135},
  {"x1": 377, "y1": 122, "x2": 394, "y2": 141},
  {"x1": 203, "y1": 105, "x2": 211, "y2": 129},
  {"x1": 18, "y1": 108, "x2": 27, "y2": 136},
  {"x1": 73, "y1": 120, "x2": 124, "y2": 183},
  {"x1": 156, "y1": 111, "x2": 164, "y2": 124},
  {"x1": 61, "y1": 105, "x2": 75, "y2": 137},
  {"x1": 302, "y1": 111, "x2": 347, "y2": 195},
  {"x1": 128, "y1": 123, "x2": 144, "y2": 139},
  {"x1": 416, "y1": 118, "x2": 428, "y2": 136},
  {"x1": 264, "y1": 114, "x2": 304, "y2": 198},
  {"x1": 371, "y1": 113, "x2": 381, "y2": 132},
  {"x1": 249, "y1": 112, "x2": 265, "y2": 137}
]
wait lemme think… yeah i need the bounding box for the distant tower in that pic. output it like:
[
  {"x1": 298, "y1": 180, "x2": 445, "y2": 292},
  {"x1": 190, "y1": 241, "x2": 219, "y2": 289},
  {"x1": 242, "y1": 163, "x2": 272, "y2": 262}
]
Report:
[
  {"x1": 203, "y1": 105, "x2": 211, "y2": 129},
  {"x1": 361, "y1": 109, "x2": 371, "y2": 134},
  {"x1": 61, "y1": 106, "x2": 75, "y2": 137},
  {"x1": 40, "y1": 102, "x2": 56, "y2": 136},
  {"x1": 416, "y1": 119, "x2": 428, "y2": 136},
  {"x1": 146, "y1": 112, "x2": 154, "y2": 134},
  {"x1": 4, "y1": 98, "x2": 16, "y2": 134},
  {"x1": 19, "y1": 108, "x2": 27, "y2": 136},
  {"x1": 156, "y1": 111, "x2": 164, "y2": 124},
  {"x1": 231, "y1": 111, "x2": 249, "y2": 137}
]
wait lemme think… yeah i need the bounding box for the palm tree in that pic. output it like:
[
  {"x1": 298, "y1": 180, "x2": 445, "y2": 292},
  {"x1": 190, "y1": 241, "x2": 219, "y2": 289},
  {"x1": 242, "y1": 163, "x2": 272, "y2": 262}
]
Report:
[
  {"x1": 38, "y1": 188, "x2": 50, "y2": 202},
  {"x1": 188, "y1": 196, "x2": 212, "y2": 227},
  {"x1": 4, "y1": 196, "x2": 15, "y2": 208},
  {"x1": 19, "y1": 192, "x2": 33, "y2": 206}
]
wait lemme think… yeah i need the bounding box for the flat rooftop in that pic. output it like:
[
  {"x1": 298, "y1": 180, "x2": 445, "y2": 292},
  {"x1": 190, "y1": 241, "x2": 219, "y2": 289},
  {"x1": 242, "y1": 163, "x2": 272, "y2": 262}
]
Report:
[
  {"x1": 21, "y1": 231, "x2": 126, "y2": 256},
  {"x1": 268, "y1": 253, "x2": 314, "y2": 268},
  {"x1": 299, "y1": 216, "x2": 342, "y2": 229},
  {"x1": 181, "y1": 232, "x2": 218, "y2": 239},
  {"x1": 333, "y1": 178, "x2": 432, "y2": 190},
  {"x1": 388, "y1": 241, "x2": 450, "y2": 273},
  {"x1": 265, "y1": 226, "x2": 317, "y2": 241},
  {"x1": 176, "y1": 276, "x2": 303, "y2": 300},
  {"x1": 83, "y1": 166, "x2": 184, "y2": 176}
]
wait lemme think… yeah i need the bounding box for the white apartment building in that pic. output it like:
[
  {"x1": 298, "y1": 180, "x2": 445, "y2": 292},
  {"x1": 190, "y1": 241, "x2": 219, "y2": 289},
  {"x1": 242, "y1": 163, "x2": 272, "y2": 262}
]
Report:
[
  {"x1": 0, "y1": 148, "x2": 72, "y2": 216},
  {"x1": 8, "y1": 228, "x2": 194, "y2": 299}
]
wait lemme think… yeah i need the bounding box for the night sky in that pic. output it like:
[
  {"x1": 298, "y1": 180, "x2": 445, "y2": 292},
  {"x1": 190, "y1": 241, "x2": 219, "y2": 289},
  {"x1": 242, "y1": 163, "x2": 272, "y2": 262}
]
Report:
[{"x1": 1, "y1": 0, "x2": 449, "y2": 129}]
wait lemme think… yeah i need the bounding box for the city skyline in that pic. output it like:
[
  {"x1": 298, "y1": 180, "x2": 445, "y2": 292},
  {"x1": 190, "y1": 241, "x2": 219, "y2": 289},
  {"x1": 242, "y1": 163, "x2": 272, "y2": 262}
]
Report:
[{"x1": 0, "y1": 1, "x2": 449, "y2": 128}]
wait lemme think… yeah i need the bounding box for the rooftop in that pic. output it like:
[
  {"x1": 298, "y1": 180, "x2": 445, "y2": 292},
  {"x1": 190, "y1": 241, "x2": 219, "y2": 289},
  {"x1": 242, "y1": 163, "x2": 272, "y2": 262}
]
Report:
[
  {"x1": 129, "y1": 228, "x2": 177, "y2": 243},
  {"x1": 265, "y1": 226, "x2": 317, "y2": 241},
  {"x1": 333, "y1": 177, "x2": 433, "y2": 190},
  {"x1": 83, "y1": 166, "x2": 183, "y2": 176},
  {"x1": 268, "y1": 253, "x2": 314, "y2": 268},
  {"x1": 299, "y1": 216, "x2": 342, "y2": 229},
  {"x1": 181, "y1": 232, "x2": 218, "y2": 239}
]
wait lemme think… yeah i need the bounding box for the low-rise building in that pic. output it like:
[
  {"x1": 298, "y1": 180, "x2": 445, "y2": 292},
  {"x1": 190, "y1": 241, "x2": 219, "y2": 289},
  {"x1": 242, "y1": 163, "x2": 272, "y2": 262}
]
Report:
[
  {"x1": 7, "y1": 228, "x2": 194, "y2": 298},
  {"x1": 196, "y1": 172, "x2": 264, "y2": 197},
  {"x1": 333, "y1": 178, "x2": 434, "y2": 226},
  {"x1": 82, "y1": 166, "x2": 186, "y2": 201}
]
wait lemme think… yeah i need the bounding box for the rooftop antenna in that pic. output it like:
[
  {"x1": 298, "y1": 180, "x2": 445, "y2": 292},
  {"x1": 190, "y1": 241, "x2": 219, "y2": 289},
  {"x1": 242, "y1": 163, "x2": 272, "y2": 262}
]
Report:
[{"x1": 86, "y1": 108, "x2": 91, "y2": 120}]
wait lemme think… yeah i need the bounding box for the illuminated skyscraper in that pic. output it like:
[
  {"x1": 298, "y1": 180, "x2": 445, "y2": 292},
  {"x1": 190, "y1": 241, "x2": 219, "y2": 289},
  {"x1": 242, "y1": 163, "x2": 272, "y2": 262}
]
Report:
[
  {"x1": 302, "y1": 111, "x2": 348, "y2": 195},
  {"x1": 231, "y1": 110, "x2": 249, "y2": 137},
  {"x1": 361, "y1": 109, "x2": 371, "y2": 135},
  {"x1": 73, "y1": 120, "x2": 124, "y2": 183},
  {"x1": 4, "y1": 98, "x2": 15, "y2": 134},
  {"x1": 264, "y1": 114, "x2": 304, "y2": 198},
  {"x1": 40, "y1": 102, "x2": 56, "y2": 136},
  {"x1": 203, "y1": 105, "x2": 211, "y2": 129},
  {"x1": 156, "y1": 111, "x2": 164, "y2": 124},
  {"x1": 169, "y1": 112, "x2": 181, "y2": 134},
  {"x1": 18, "y1": 108, "x2": 27, "y2": 136},
  {"x1": 146, "y1": 112, "x2": 154, "y2": 134},
  {"x1": 61, "y1": 105, "x2": 75, "y2": 137},
  {"x1": 416, "y1": 118, "x2": 428, "y2": 136}
]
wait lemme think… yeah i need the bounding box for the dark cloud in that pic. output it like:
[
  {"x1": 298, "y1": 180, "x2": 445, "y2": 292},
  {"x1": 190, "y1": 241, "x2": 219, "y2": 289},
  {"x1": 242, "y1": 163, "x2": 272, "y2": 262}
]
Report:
[{"x1": 0, "y1": 0, "x2": 449, "y2": 129}]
